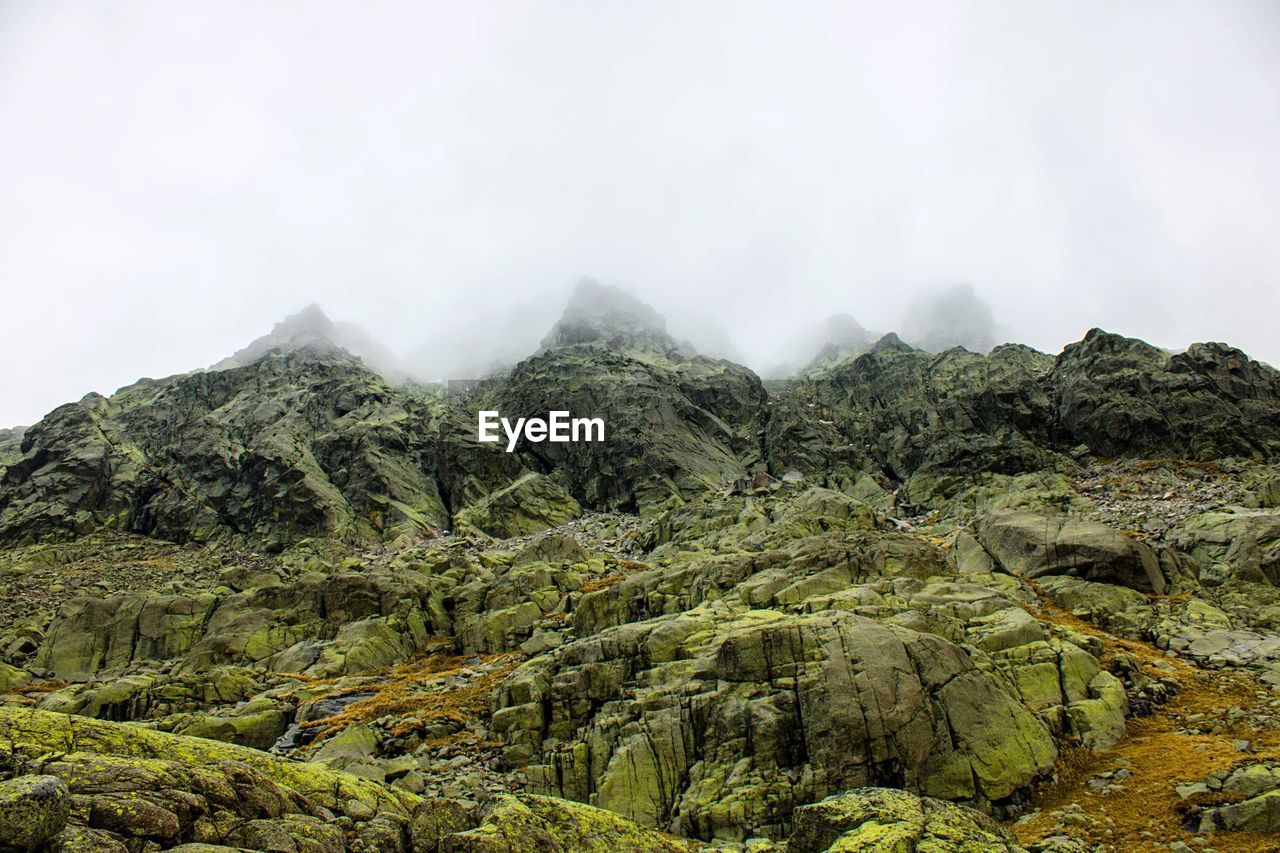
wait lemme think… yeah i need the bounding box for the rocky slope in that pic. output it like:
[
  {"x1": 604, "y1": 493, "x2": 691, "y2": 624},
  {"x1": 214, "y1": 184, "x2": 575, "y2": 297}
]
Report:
[{"x1": 3, "y1": 284, "x2": 1280, "y2": 851}]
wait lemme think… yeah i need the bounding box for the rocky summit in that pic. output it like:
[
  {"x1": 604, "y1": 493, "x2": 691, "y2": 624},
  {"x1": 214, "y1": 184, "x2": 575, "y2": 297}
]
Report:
[{"x1": 3, "y1": 284, "x2": 1280, "y2": 852}]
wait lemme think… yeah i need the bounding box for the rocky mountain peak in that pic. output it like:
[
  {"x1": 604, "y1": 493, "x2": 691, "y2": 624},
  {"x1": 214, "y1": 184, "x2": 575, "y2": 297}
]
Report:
[
  {"x1": 870, "y1": 331, "x2": 914, "y2": 354},
  {"x1": 541, "y1": 278, "x2": 679, "y2": 352},
  {"x1": 804, "y1": 313, "x2": 880, "y2": 371},
  {"x1": 214, "y1": 304, "x2": 406, "y2": 380},
  {"x1": 214, "y1": 304, "x2": 345, "y2": 367}
]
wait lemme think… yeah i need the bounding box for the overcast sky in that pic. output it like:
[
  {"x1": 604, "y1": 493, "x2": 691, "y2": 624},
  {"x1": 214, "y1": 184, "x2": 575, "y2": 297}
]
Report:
[{"x1": 2, "y1": 1, "x2": 1278, "y2": 426}]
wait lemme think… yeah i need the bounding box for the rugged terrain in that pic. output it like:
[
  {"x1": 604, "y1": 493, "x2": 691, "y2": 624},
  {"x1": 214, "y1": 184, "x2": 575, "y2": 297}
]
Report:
[{"x1": 2, "y1": 282, "x2": 1280, "y2": 851}]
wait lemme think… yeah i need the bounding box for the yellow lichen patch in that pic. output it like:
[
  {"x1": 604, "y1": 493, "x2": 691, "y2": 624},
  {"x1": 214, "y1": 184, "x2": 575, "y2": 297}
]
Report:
[
  {"x1": 0, "y1": 705, "x2": 418, "y2": 817},
  {"x1": 294, "y1": 645, "x2": 521, "y2": 748},
  {"x1": 3, "y1": 679, "x2": 71, "y2": 696},
  {"x1": 579, "y1": 559, "x2": 651, "y2": 593},
  {"x1": 1012, "y1": 583, "x2": 1280, "y2": 851}
]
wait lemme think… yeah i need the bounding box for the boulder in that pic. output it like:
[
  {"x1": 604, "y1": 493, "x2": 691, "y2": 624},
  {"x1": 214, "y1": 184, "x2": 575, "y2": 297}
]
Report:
[
  {"x1": 0, "y1": 774, "x2": 71, "y2": 850},
  {"x1": 1172, "y1": 508, "x2": 1280, "y2": 586},
  {"x1": 978, "y1": 510, "x2": 1166, "y2": 593},
  {"x1": 0, "y1": 706, "x2": 415, "y2": 820}
]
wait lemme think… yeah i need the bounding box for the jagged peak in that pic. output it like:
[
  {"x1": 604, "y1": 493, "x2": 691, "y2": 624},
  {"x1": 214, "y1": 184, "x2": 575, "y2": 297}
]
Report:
[
  {"x1": 801, "y1": 313, "x2": 880, "y2": 373},
  {"x1": 870, "y1": 331, "x2": 915, "y2": 354},
  {"x1": 213, "y1": 304, "x2": 407, "y2": 381},
  {"x1": 540, "y1": 278, "x2": 681, "y2": 352},
  {"x1": 1057, "y1": 327, "x2": 1168, "y2": 366},
  {"x1": 271, "y1": 303, "x2": 336, "y2": 337}
]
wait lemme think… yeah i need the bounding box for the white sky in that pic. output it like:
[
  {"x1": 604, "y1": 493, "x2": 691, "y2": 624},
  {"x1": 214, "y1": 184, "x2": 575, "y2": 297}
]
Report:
[{"x1": 2, "y1": 1, "x2": 1278, "y2": 426}]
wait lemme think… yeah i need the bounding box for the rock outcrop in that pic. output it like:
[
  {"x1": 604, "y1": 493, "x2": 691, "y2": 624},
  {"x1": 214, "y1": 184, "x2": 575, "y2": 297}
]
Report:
[
  {"x1": 789, "y1": 787, "x2": 1025, "y2": 851},
  {"x1": 1051, "y1": 329, "x2": 1280, "y2": 460}
]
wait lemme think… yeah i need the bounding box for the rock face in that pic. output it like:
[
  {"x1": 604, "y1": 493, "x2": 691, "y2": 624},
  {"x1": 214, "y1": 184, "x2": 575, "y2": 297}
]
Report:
[
  {"x1": 0, "y1": 705, "x2": 414, "y2": 848},
  {"x1": 1172, "y1": 507, "x2": 1280, "y2": 586},
  {"x1": 495, "y1": 605, "x2": 1058, "y2": 840},
  {"x1": 770, "y1": 328, "x2": 1280, "y2": 506},
  {"x1": 1050, "y1": 329, "x2": 1280, "y2": 460},
  {"x1": 453, "y1": 472, "x2": 583, "y2": 538},
  {"x1": 483, "y1": 284, "x2": 767, "y2": 513},
  {"x1": 486, "y1": 349, "x2": 765, "y2": 512},
  {"x1": 444, "y1": 794, "x2": 684, "y2": 852},
  {"x1": 0, "y1": 347, "x2": 535, "y2": 548},
  {"x1": 35, "y1": 569, "x2": 440, "y2": 681},
  {"x1": 775, "y1": 342, "x2": 1058, "y2": 495},
  {"x1": 482, "y1": 491, "x2": 1136, "y2": 842},
  {"x1": 0, "y1": 426, "x2": 24, "y2": 473}
]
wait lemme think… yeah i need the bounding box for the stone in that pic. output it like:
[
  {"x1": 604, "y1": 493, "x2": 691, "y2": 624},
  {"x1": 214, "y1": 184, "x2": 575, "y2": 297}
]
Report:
[
  {"x1": 788, "y1": 787, "x2": 1024, "y2": 851},
  {"x1": 445, "y1": 794, "x2": 684, "y2": 852},
  {"x1": 0, "y1": 774, "x2": 71, "y2": 849},
  {"x1": 978, "y1": 510, "x2": 1167, "y2": 593},
  {"x1": 408, "y1": 798, "x2": 477, "y2": 851}
]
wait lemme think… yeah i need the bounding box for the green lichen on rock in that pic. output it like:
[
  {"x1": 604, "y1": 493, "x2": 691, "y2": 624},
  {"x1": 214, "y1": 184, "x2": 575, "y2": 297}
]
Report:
[
  {"x1": 0, "y1": 705, "x2": 416, "y2": 819},
  {"x1": 446, "y1": 794, "x2": 685, "y2": 852},
  {"x1": 0, "y1": 774, "x2": 71, "y2": 849},
  {"x1": 454, "y1": 472, "x2": 583, "y2": 538},
  {"x1": 496, "y1": 601, "x2": 1058, "y2": 840},
  {"x1": 789, "y1": 787, "x2": 1025, "y2": 852}
]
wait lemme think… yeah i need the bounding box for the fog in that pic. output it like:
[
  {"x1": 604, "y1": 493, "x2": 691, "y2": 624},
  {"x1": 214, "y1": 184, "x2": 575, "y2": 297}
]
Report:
[{"x1": 2, "y1": 1, "x2": 1279, "y2": 425}]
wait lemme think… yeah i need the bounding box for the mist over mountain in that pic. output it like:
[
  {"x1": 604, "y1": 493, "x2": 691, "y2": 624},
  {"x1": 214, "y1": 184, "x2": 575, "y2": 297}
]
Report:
[
  {"x1": 214, "y1": 303, "x2": 411, "y2": 381},
  {"x1": 4, "y1": 2, "x2": 1280, "y2": 426},
  {"x1": 404, "y1": 295, "x2": 564, "y2": 383},
  {"x1": 900, "y1": 284, "x2": 1002, "y2": 354},
  {"x1": 540, "y1": 279, "x2": 679, "y2": 353}
]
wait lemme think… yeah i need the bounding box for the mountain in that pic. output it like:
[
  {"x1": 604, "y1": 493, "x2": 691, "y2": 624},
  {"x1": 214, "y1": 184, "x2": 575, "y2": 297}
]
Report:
[
  {"x1": 480, "y1": 278, "x2": 766, "y2": 512},
  {"x1": 764, "y1": 312, "x2": 880, "y2": 377},
  {"x1": 539, "y1": 278, "x2": 684, "y2": 353},
  {"x1": 215, "y1": 303, "x2": 411, "y2": 382},
  {"x1": 803, "y1": 312, "x2": 880, "y2": 372},
  {"x1": 0, "y1": 318, "x2": 539, "y2": 548},
  {"x1": 3, "y1": 284, "x2": 1280, "y2": 851}
]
